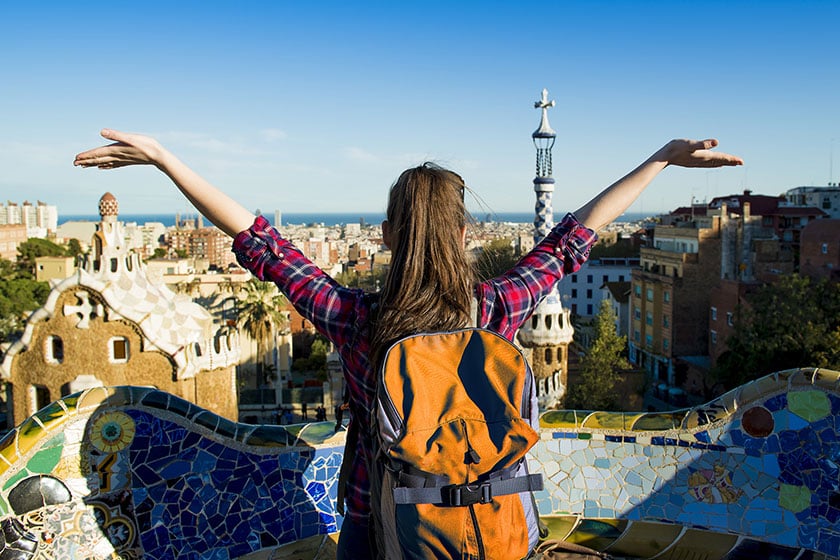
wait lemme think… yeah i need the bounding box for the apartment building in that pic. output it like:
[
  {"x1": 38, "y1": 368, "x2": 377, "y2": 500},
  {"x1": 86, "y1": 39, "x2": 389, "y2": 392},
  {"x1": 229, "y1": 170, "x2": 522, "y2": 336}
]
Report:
[
  {"x1": 800, "y1": 219, "x2": 840, "y2": 280},
  {"x1": 629, "y1": 216, "x2": 722, "y2": 384},
  {"x1": 558, "y1": 257, "x2": 639, "y2": 317},
  {"x1": 0, "y1": 224, "x2": 27, "y2": 261},
  {"x1": 784, "y1": 184, "x2": 840, "y2": 219},
  {"x1": 167, "y1": 226, "x2": 236, "y2": 269}
]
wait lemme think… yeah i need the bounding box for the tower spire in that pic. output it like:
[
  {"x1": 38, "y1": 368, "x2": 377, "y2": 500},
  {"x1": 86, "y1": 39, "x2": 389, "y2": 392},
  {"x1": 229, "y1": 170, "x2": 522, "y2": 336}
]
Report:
[
  {"x1": 517, "y1": 89, "x2": 574, "y2": 411},
  {"x1": 532, "y1": 88, "x2": 557, "y2": 244}
]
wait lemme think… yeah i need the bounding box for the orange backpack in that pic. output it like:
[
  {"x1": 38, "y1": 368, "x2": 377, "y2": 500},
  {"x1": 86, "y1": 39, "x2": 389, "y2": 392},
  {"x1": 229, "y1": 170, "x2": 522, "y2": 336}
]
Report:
[{"x1": 369, "y1": 328, "x2": 544, "y2": 560}]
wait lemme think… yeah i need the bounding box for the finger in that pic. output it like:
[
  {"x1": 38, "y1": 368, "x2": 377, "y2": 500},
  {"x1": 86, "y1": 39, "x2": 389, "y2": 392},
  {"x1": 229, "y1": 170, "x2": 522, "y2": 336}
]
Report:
[
  {"x1": 101, "y1": 128, "x2": 134, "y2": 146},
  {"x1": 690, "y1": 138, "x2": 718, "y2": 151}
]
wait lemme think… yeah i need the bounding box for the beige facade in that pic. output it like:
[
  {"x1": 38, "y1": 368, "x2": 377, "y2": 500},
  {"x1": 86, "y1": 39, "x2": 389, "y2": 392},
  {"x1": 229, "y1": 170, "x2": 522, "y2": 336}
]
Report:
[
  {"x1": 0, "y1": 224, "x2": 27, "y2": 261},
  {"x1": 0, "y1": 193, "x2": 241, "y2": 428},
  {"x1": 35, "y1": 255, "x2": 77, "y2": 283}
]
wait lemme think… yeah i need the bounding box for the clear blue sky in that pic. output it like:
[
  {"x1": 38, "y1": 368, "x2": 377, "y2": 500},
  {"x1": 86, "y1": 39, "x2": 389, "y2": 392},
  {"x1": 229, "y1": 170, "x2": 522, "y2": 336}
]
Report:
[{"x1": 2, "y1": 1, "x2": 838, "y2": 218}]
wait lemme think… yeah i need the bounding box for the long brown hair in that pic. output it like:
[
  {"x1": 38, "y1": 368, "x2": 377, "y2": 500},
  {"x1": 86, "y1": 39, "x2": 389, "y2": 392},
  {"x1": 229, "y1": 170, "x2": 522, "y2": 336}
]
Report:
[{"x1": 369, "y1": 162, "x2": 475, "y2": 366}]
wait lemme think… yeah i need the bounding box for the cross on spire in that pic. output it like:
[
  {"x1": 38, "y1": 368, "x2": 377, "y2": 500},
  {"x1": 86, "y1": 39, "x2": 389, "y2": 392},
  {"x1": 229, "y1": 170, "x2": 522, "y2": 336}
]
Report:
[{"x1": 533, "y1": 88, "x2": 556, "y2": 138}]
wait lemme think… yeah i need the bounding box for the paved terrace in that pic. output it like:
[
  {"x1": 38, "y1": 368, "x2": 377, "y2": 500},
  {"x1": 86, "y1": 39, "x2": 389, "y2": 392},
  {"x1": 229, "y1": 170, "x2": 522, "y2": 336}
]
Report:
[{"x1": 0, "y1": 367, "x2": 837, "y2": 559}]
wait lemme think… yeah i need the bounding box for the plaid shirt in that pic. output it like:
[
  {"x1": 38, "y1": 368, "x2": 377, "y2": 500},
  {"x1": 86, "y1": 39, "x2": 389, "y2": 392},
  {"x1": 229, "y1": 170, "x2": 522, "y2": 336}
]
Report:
[{"x1": 232, "y1": 213, "x2": 596, "y2": 522}]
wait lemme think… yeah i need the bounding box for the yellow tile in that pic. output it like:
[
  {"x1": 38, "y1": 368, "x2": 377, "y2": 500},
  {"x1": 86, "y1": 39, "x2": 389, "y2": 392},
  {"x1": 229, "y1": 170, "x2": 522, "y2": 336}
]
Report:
[
  {"x1": 603, "y1": 521, "x2": 682, "y2": 558},
  {"x1": 15, "y1": 418, "x2": 45, "y2": 456},
  {"x1": 540, "y1": 410, "x2": 580, "y2": 429},
  {"x1": 567, "y1": 518, "x2": 628, "y2": 551},
  {"x1": 631, "y1": 413, "x2": 681, "y2": 431},
  {"x1": 77, "y1": 386, "x2": 112, "y2": 411},
  {"x1": 656, "y1": 528, "x2": 738, "y2": 560},
  {"x1": 539, "y1": 515, "x2": 579, "y2": 541},
  {"x1": 581, "y1": 412, "x2": 630, "y2": 431},
  {"x1": 34, "y1": 401, "x2": 70, "y2": 431},
  {"x1": 812, "y1": 368, "x2": 840, "y2": 391}
]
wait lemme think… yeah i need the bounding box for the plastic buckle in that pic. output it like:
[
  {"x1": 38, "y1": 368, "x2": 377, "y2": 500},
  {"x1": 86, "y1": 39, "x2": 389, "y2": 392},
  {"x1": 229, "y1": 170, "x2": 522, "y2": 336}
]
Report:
[{"x1": 444, "y1": 483, "x2": 492, "y2": 506}]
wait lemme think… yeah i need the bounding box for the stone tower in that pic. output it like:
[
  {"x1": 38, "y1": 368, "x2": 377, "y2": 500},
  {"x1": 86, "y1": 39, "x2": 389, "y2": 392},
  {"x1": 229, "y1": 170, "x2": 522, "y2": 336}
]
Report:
[{"x1": 516, "y1": 89, "x2": 574, "y2": 410}]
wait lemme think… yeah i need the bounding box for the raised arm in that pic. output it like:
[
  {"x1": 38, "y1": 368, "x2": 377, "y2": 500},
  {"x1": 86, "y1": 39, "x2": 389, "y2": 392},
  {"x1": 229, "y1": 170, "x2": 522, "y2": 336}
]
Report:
[
  {"x1": 574, "y1": 138, "x2": 743, "y2": 232},
  {"x1": 74, "y1": 129, "x2": 255, "y2": 237}
]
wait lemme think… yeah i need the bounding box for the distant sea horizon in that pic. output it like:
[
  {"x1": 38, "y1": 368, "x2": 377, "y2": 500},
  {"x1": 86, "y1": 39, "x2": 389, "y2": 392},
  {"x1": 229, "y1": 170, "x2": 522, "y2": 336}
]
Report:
[{"x1": 59, "y1": 211, "x2": 656, "y2": 228}]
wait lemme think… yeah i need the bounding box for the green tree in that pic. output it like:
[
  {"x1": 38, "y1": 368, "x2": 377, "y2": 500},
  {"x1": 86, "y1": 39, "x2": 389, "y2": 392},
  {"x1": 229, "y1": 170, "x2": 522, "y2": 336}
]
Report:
[
  {"x1": 0, "y1": 258, "x2": 50, "y2": 342},
  {"x1": 15, "y1": 238, "x2": 66, "y2": 276},
  {"x1": 713, "y1": 275, "x2": 840, "y2": 389},
  {"x1": 475, "y1": 238, "x2": 519, "y2": 281},
  {"x1": 565, "y1": 299, "x2": 630, "y2": 410},
  {"x1": 65, "y1": 238, "x2": 83, "y2": 259},
  {"x1": 334, "y1": 267, "x2": 387, "y2": 290},
  {"x1": 236, "y1": 279, "x2": 289, "y2": 386},
  {"x1": 291, "y1": 336, "x2": 329, "y2": 379}
]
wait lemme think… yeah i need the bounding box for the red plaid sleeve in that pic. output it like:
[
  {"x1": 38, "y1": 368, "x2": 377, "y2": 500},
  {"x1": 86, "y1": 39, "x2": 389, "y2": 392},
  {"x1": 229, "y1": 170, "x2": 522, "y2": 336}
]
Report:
[{"x1": 477, "y1": 213, "x2": 597, "y2": 339}]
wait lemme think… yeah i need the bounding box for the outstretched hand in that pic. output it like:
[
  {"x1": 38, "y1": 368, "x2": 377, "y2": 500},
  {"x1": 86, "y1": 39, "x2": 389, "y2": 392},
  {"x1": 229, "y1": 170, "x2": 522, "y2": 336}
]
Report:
[
  {"x1": 657, "y1": 138, "x2": 743, "y2": 168},
  {"x1": 74, "y1": 129, "x2": 165, "y2": 169}
]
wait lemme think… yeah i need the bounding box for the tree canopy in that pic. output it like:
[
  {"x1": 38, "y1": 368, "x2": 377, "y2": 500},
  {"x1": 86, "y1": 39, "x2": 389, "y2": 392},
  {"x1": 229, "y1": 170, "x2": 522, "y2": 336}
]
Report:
[
  {"x1": 15, "y1": 238, "x2": 67, "y2": 275},
  {"x1": 713, "y1": 275, "x2": 840, "y2": 389},
  {"x1": 474, "y1": 238, "x2": 519, "y2": 281},
  {"x1": 565, "y1": 299, "x2": 630, "y2": 410},
  {"x1": 236, "y1": 279, "x2": 289, "y2": 384},
  {"x1": 0, "y1": 257, "x2": 50, "y2": 342}
]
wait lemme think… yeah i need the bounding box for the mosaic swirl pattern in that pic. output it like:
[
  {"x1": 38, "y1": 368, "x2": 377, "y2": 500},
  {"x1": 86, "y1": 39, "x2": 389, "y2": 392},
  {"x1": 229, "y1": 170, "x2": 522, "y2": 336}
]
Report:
[{"x1": 0, "y1": 369, "x2": 837, "y2": 559}]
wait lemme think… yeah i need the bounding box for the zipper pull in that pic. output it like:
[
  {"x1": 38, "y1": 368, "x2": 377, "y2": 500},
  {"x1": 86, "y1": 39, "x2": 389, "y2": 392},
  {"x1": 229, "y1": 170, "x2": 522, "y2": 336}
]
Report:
[{"x1": 461, "y1": 419, "x2": 482, "y2": 464}]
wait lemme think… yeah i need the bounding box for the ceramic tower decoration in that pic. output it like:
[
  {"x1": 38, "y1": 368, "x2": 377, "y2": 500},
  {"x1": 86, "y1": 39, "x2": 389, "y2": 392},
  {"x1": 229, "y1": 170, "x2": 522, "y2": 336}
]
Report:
[{"x1": 516, "y1": 89, "x2": 575, "y2": 410}]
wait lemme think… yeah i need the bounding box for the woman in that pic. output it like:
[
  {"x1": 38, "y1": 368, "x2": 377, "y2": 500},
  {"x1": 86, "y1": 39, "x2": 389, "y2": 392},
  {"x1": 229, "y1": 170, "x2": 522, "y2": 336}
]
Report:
[{"x1": 75, "y1": 129, "x2": 742, "y2": 558}]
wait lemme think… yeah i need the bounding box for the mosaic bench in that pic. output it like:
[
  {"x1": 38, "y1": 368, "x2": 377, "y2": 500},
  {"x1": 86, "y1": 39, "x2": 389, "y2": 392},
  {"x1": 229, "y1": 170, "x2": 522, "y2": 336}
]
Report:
[{"x1": 0, "y1": 367, "x2": 837, "y2": 559}]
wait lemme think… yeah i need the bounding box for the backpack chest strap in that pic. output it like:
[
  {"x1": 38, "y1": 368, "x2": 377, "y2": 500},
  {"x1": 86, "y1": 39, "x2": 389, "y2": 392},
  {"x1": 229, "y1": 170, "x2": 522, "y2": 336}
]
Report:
[{"x1": 392, "y1": 473, "x2": 543, "y2": 506}]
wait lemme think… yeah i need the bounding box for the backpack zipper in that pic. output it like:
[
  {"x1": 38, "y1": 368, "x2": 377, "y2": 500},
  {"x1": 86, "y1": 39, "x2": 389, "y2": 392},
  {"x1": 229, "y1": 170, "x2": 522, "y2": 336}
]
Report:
[
  {"x1": 461, "y1": 418, "x2": 485, "y2": 559},
  {"x1": 468, "y1": 503, "x2": 485, "y2": 560}
]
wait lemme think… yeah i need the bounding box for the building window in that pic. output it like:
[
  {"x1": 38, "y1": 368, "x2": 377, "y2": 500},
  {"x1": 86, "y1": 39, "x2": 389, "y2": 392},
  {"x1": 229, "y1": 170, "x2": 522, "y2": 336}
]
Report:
[
  {"x1": 45, "y1": 335, "x2": 64, "y2": 364},
  {"x1": 30, "y1": 385, "x2": 51, "y2": 414},
  {"x1": 634, "y1": 330, "x2": 640, "y2": 342},
  {"x1": 646, "y1": 311, "x2": 653, "y2": 326},
  {"x1": 602, "y1": 275, "x2": 609, "y2": 284},
  {"x1": 587, "y1": 275, "x2": 593, "y2": 284},
  {"x1": 726, "y1": 312, "x2": 734, "y2": 326},
  {"x1": 586, "y1": 304, "x2": 593, "y2": 315},
  {"x1": 663, "y1": 291, "x2": 670, "y2": 303},
  {"x1": 663, "y1": 338, "x2": 669, "y2": 352},
  {"x1": 545, "y1": 348, "x2": 553, "y2": 364},
  {"x1": 634, "y1": 306, "x2": 641, "y2": 320},
  {"x1": 619, "y1": 275, "x2": 625, "y2": 282},
  {"x1": 571, "y1": 289, "x2": 578, "y2": 298},
  {"x1": 635, "y1": 285, "x2": 642, "y2": 297},
  {"x1": 545, "y1": 315, "x2": 553, "y2": 329},
  {"x1": 711, "y1": 330, "x2": 718, "y2": 345},
  {"x1": 586, "y1": 289, "x2": 593, "y2": 299},
  {"x1": 711, "y1": 307, "x2": 718, "y2": 321},
  {"x1": 109, "y1": 337, "x2": 130, "y2": 363},
  {"x1": 663, "y1": 315, "x2": 670, "y2": 329},
  {"x1": 645, "y1": 334, "x2": 653, "y2": 348},
  {"x1": 571, "y1": 275, "x2": 578, "y2": 284},
  {"x1": 822, "y1": 243, "x2": 829, "y2": 255},
  {"x1": 646, "y1": 288, "x2": 654, "y2": 301}
]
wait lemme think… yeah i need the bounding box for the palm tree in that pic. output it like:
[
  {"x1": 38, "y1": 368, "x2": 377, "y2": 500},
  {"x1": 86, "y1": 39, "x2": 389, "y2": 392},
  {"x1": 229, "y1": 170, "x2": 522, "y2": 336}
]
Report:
[{"x1": 236, "y1": 279, "x2": 289, "y2": 390}]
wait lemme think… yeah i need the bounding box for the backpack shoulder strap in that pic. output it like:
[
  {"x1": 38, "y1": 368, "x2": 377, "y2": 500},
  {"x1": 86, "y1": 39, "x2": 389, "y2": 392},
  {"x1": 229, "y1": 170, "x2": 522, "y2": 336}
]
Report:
[{"x1": 469, "y1": 295, "x2": 480, "y2": 328}]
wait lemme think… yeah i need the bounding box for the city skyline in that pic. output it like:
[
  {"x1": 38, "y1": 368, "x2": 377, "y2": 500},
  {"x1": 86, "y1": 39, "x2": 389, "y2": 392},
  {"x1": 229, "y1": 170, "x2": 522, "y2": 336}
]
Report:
[{"x1": 2, "y1": 1, "x2": 839, "y2": 217}]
